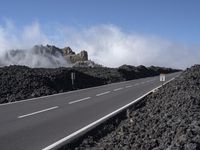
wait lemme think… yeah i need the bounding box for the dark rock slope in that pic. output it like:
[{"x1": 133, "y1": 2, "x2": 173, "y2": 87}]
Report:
[
  {"x1": 0, "y1": 65, "x2": 179, "y2": 104},
  {"x1": 62, "y1": 65, "x2": 200, "y2": 150},
  {"x1": 74, "y1": 65, "x2": 179, "y2": 83},
  {"x1": 0, "y1": 66, "x2": 105, "y2": 104}
]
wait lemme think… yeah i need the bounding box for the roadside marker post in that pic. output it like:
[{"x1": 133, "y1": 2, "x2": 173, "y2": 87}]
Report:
[
  {"x1": 160, "y1": 73, "x2": 166, "y2": 85},
  {"x1": 71, "y1": 72, "x2": 75, "y2": 89}
]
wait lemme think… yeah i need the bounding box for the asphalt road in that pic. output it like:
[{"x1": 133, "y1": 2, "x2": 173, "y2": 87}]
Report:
[{"x1": 0, "y1": 72, "x2": 180, "y2": 150}]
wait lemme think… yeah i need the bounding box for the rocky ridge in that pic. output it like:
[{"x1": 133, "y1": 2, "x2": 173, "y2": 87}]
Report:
[{"x1": 0, "y1": 45, "x2": 88, "y2": 68}]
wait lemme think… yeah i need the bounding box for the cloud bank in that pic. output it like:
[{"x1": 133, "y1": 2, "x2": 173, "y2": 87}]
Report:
[
  {"x1": 0, "y1": 21, "x2": 69, "y2": 68},
  {"x1": 0, "y1": 21, "x2": 199, "y2": 68}
]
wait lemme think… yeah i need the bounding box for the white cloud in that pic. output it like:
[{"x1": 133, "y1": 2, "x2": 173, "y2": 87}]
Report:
[
  {"x1": 0, "y1": 21, "x2": 67, "y2": 68},
  {"x1": 21, "y1": 22, "x2": 49, "y2": 47},
  {"x1": 0, "y1": 21, "x2": 49, "y2": 50},
  {"x1": 62, "y1": 25, "x2": 200, "y2": 69},
  {"x1": 0, "y1": 21, "x2": 199, "y2": 68}
]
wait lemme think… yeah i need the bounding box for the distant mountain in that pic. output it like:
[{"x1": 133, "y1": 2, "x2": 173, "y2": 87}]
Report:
[{"x1": 0, "y1": 45, "x2": 89, "y2": 68}]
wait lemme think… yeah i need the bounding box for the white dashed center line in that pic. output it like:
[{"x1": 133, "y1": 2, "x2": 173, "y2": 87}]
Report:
[
  {"x1": 125, "y1": 85, "x2": 132, "y2": 88},
  {"x1": 69, "y1": 97, "x2": 91, "y2": 104},
  {"x1": 96, "y1": 91, "x2": 111, "y2": 97},
  {"x1": 113, "y1": 87, "x2": 123, "y2": 91},
  {"x1": 18, "y1": 106, "x2": 58, "y2": 119}
]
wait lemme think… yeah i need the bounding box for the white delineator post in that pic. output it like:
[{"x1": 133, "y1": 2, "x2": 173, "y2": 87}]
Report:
[
  {"x1": 71, "y1": 72, "x2": 75, "y2": 89},
  {"x1": 160, "y1": 73, "x2": 166, "y2": 85}
]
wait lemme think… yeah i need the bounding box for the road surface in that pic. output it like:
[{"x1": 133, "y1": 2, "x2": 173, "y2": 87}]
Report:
[{"x1": 0, "y1": 72, "x2": 180, "y2": 150}]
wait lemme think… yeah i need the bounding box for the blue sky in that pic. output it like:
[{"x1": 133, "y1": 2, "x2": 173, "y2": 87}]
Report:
[
  {"x1": 0, "y1": 0, "x2": 200, "y2": 44},
  {"x1": 0, "y1": 0, "x2": 199, "y2": 68}
]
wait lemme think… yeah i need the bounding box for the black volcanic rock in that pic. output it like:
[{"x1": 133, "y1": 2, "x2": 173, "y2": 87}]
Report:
[
  {"x1": 118, "y1": 65, "x2": 179, "y2": 80},
  {"x1": 0, "y1": 65, "x2": 105, "y2": 104}
]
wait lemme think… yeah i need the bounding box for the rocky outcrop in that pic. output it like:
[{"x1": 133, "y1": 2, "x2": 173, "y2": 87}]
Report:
[
  {"x1": 62, "y1": 47, "x2": 75, "y2": 55},
  {"x1": 36, "y1": 45, "x2": 89, "y2": 63},
  {"x1": 36, "y1": 44, "x2": 63, "y2": 56},
  {"x1": 0, "y1": 45, "x2": 88, "y2": 68},
  {"x1": 65, "y1": 50, "x2": 88, "y2": 63}
]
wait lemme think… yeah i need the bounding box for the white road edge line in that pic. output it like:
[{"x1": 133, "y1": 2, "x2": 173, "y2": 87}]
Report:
[
  {"x1": 96, "y1": 91, "x2": 111, "y2": 97},
  {"x1": 113, "y1": 87, "x2": 123, "y2": 91},
  {"x1": 42, "y1": 77, "x2": 175, "y2": 150},
  {"x1": 18, "y1": 106, "x2": 58, "y2": 119},
  {"x1": 125, "y1": 85, "x2": 132, "y2": 88},
  {"x1": 68, "y1": 97, "x2": 91, "y2": 105}
]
